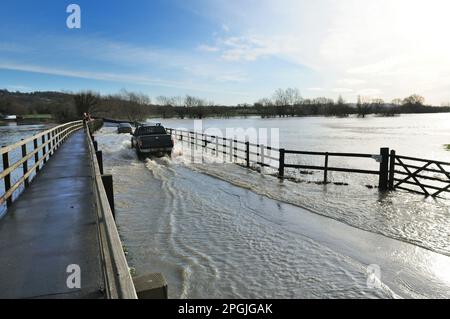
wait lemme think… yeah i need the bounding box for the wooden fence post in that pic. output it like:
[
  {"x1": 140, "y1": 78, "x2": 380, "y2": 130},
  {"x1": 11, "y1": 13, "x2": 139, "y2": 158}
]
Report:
[
  {"x1": 33, "y1": 138, "x2": 40, "y2": 174},
  {"x1": 379, "y1": 147, "x2": 389, "y2": 191},
  {"x1": 324, "y1": 152, "x2": 329, "y2": 184},
  {"x1": 223, "y1": 138, "x2": 226, "y2": 162},
  {"x1": 102, "y1": 174, "x2": 115, "y2": 220},
  {"x1": 278, "y1": 148, "x2": 285, "y2": 178},
  {"x1": 55, "y1": 129, "x2": 59, "y2": 149},
  {"x1": 96, "y1": 150, "x2": 104, "y2": 175},
  {"x1": 21, "y1": 140, "x2": 29, "y2": 188},
  {"x1": 190, "y1": 133, "x2": 194, "y2": 162},
  {"x1": 2, "y1": 148, "x2": 12, "y2": 207},
  {"x1": 389, "y1": 150, "x2": 396, "y2": 190},
  {"x1": 47, "y1": 133, "x2": 51, "y2": 157},
  {"x1": 215, "y1": 136, "x2": 219, "y2": 157},
  {"x1": 42, "y1": 135, "x2": 47, "y2": 164},
  {"x1": 245, "y1": 141, "x2": 250, "y2": 168},
  {"x1": 260, "y1": 145, "x2": 265, "y2": 173}
]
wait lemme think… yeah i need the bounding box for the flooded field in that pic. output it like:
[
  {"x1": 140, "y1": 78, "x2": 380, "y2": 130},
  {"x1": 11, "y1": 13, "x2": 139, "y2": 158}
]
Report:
[{"x1": 93, "y1": 114, "x2": 450, "y2": 298}]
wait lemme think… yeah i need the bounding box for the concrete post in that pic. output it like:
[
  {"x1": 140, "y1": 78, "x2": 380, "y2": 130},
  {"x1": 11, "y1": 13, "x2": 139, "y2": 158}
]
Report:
[{"x1": 133, "y1": 273, "x2": 168, "y2": 299}]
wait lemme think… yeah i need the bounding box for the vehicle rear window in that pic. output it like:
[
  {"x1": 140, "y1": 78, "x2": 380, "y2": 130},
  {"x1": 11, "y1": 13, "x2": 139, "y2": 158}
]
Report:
[{"x1": 136, "y1": 126, "x2": 166, "y2": 135}]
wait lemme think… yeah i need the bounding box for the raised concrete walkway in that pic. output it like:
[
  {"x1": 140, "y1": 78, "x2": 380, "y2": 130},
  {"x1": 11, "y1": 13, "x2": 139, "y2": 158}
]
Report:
[{"x1": 0, "y1": 130, "x2": 104, "y2": 299}]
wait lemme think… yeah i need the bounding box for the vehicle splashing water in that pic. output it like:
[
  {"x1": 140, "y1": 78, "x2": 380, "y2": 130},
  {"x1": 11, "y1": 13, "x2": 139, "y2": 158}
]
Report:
[{"x1": 94, "y1": 119, "x2": 450, "y2": 299}]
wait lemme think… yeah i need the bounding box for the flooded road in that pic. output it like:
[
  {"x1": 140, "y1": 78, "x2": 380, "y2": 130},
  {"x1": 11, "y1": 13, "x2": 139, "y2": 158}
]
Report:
[{"x1": 95, "y1": 118, "x2": 450, "y2": 298}]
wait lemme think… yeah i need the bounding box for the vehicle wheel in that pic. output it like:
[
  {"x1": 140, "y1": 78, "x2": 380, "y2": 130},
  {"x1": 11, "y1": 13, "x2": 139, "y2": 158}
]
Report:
[
  {"x1": 166, "y1": 151, "x2": 172, "y2": 158},
  {"x1": 137, "y1": 150, "x2": 146, "y2": 161}
]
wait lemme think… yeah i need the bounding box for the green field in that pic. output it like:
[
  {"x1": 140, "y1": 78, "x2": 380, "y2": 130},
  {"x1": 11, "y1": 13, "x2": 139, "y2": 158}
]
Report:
[{"x1": 21, "y1": 114, "x2": 53, "y2": 119}]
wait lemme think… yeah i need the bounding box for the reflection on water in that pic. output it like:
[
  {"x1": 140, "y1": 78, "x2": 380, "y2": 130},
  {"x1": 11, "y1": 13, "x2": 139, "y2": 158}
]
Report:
[
  {"x1": 0, "y1": 123, "x2": 54, "y2": 146},
  {"x1": 95, "y1": 114, "x2": 450, "y2": 298},
  {"x1": 153, "y1": 113, "x2": 450, "y2": 161}
]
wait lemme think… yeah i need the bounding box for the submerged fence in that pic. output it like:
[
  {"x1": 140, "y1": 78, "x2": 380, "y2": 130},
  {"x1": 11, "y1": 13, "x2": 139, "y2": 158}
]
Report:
[{"x1": 167, "y1": 128, "x2": 450, "y2": 198}]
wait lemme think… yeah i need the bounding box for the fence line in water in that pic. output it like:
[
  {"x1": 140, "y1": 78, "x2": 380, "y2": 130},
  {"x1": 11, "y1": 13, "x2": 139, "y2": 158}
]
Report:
[{"x1": 167, "y1": 128, "x2": 450, "y2": 198}]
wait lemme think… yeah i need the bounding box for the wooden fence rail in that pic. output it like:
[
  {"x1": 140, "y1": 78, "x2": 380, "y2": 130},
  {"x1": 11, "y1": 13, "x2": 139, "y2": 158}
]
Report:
[
  {"x1": 86, "y1": 120, "x2": 137, "y2": 299},
  {"x1": 0, "y1": 121, "x2": 84, "y2": 207},
  {"x1": 167, "y1": 128, "x2": 391, "y2": 190},
  {"x1": 167, "y1": 127, "x2": 450, "y2": 197},
  {"x1": 391, "y1": 154, "x2": 450, "y2": 197}
]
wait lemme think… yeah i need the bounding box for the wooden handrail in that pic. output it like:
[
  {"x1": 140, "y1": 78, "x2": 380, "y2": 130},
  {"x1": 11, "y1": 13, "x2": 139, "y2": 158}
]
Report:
[
  {"x1": 85, "y1": 121, "x2": 137, "y2": 299},
  {"x1": 0, "y1": 121, "x2": 83, "y2": 155},
  {"x1": 0, "y1": 123, "x2": 82, "y2": 181},
  {"x1": 0, "y1": 121, "x2": 83, "y2": 207}
]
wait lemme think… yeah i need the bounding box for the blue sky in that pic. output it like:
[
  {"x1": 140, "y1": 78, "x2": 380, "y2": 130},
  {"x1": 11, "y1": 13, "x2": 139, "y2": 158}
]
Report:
[{"x1": 1, "y1": 0, "x2": 450, "y2": 105}]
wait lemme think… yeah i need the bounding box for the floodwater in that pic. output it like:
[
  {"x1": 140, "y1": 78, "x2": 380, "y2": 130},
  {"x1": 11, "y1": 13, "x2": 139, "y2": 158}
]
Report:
[
  {"x1": 0, "y1": 123, "x2": 54, "y2": 217},
  {"x1": 93, "y1": 113, "x2": 450, "y2": 299}
]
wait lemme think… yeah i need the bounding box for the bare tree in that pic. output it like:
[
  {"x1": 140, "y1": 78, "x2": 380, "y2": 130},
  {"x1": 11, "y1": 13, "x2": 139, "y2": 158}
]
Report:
[
  {"x1": 156, "y1": 96, "x2": 171, "y2": 106},
  {"x1": 356, "y1": 95, "x2": 369, "y2": 118},
  {"x1": 74, "y1": 91, "x2": 100, "y2": 116},
  {"x1": 273, "y1": 89, "x2": 289, "y2": 106},
  {"x1": 402, "y1": 94, "x2": 425, "y2": 106},
  {"x1": 285, "y1": 88, "x2": 302, "y2": 105}
]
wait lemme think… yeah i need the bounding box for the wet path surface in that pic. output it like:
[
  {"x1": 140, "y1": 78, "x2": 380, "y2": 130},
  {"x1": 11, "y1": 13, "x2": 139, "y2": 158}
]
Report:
[{"x1": 0, "y1": 131, "x2": 104, "y2": 299}]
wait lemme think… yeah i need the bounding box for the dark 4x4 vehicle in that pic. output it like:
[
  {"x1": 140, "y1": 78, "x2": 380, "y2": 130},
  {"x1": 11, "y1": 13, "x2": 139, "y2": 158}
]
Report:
[
  {"x1": 131, "y1": 123, "x2": 174, "y2": 159},
  {"x1": 117, "y1": 123, "x2": 133, "y2": 134}
]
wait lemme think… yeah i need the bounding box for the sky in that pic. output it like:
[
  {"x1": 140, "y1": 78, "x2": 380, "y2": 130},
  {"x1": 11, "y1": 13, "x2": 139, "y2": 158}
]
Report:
[{"x1": 1, "y1": 0, "x2": 450, "y2": 105}]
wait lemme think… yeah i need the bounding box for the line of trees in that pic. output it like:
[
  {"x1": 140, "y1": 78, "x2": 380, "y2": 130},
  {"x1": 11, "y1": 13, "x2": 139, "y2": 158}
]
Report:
[
  {"x1": 252, "y1": 89, "x2": 442, "y2": 118},
  {"x1": 1, "y1": 88, "x2": 450, "y2": 123}
]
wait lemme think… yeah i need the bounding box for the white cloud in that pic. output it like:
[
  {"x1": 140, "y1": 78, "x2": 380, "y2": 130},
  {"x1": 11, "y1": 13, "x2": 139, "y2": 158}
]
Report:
[
  {"x1": 197, "y1": 44, "x2": 220, "y2": 52},
  {"x1": 0, "y1": 43, "x2": 28, "y2": 53},
  {"x1": 307, "y1": 87, "x2": 324, "y2": 92},
  {"x1": 356, "y1": 88, "x2": 383, "y2": 97},
  {"x1": 0, "y1": 61, "x2": 247, "y2": 96},
  {"x1": 7, "y1": 85, "x2": 33, "y2": 91},
  {"x1": 195, "y1": 0, "x2": 450, "y2": 104},
  {"x1": 332, "y1": 88, "x2": 353, "y2": 94},
  {"x1": 338, "y1": 78, "x2": 367, "y2": 86},
  {"x1": 4, "y1": 0, "x2": 450, "y2": 104},
  {"x1": 0, "y1": 34, "x2": 254, "y2": 102}
]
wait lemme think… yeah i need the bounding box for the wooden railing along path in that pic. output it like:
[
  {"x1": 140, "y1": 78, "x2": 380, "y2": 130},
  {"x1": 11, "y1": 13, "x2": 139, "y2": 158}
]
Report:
[
  {"x1": 0, "y1": 120, "x2": 138, "y2": 299},
  {"x1": 1, "y1": 121, "x2": 84, "y2": 207},
  {"x1": 86, "y1": 120, "x2": 138, "y2": 299}
]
